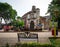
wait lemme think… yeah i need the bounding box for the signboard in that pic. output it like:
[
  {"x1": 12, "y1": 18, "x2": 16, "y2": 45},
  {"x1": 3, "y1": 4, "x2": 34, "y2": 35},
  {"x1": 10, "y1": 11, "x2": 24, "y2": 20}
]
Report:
[{"x1": 17, "y1": 33, "x2": 38, "y2": 42}]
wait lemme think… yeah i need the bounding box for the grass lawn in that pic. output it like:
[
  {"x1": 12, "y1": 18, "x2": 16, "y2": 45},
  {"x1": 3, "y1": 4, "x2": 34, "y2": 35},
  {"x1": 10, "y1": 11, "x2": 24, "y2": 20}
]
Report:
[{"x1": 49, "y1": 37, "x2": 60, "y2": 47}]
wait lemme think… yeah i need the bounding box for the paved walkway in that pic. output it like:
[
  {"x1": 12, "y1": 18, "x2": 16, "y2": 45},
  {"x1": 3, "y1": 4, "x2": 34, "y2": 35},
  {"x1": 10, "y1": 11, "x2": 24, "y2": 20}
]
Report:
[
  {"x1": 0, "y1": 31, "x2": 60, "y2": 45},
  {"x1": 30, "y1": 32, "x2": 60, "y2": 44},
  {"x1": 31, "y1": 32, "x2": 60, "y2": 37}
]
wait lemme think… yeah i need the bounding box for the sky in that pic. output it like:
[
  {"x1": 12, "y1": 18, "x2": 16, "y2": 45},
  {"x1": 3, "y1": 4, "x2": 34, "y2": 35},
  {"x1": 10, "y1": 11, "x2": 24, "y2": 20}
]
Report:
[{"x1": 0, "y1": 0, "x2": 52, "y2": 17}]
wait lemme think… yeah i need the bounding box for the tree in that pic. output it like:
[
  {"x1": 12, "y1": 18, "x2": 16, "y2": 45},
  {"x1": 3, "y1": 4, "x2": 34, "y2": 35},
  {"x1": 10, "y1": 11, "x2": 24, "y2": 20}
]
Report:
[
  {"x1": 16, "y1": 20, "x2": 24, "y2": 27},
  {"x1": 0, "y1": 2, "x2": 17, "y2": 24},
  {"x1": 47, "y1": 0, "x2": 60, "y2": 20},
  {"x1": 17, "y1": 16, "x2": 21, "y2": 19},
  {"x1": 16, "y1": 16, "x2": 24, "y2": 27},
  {"x1": 11, "y1": 16, "x2": 24, "y2": 31},
  {"x1": 47, "y1": 0, "x2": 60, "y2": 28}
]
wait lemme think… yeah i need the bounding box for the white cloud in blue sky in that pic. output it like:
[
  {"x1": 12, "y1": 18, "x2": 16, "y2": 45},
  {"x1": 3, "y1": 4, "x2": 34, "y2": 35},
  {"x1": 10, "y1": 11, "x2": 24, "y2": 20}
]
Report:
[{"x1": 0, "y1": 0, "x2": 52, "y2": 17}]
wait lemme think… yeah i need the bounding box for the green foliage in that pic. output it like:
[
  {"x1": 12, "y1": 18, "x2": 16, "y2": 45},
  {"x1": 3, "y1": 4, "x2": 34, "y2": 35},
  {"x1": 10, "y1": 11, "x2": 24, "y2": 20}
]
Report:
[
  {"x1": 49, "y1": 37, "x2": 60, "y2": 47},
  {"x1": 5, "y1": 43, "x2": 9, "y2": 47},
  {"x1": 49, "y1": 37, "x2": 56, "y2": 45},
  {"x1": 17, "y1": 16, "x2": 21, "y2": 19},
  {"x1": 12, "y1": 19, "x2": 24, "y2": 27},
  {"x1": 49, "y1": 21, "x2": 58, "y2": 28},
  {"x1": 0, "y1": 2, "x2": 17, "y2": 23},
  {"x1": 14, "y1": 43, "x2": 55, "y2": 47},
  {"x1": 4, "y1": 42, "x2": 55, "y2": 47},
  {"x1": 16, "y1": 20, "x2": 24, "y2": 27},
  {"x1": 9, "y1": 9, "x2": 17, "y2": 20},
  {"x1": 15, "y1": 43, "x2": 22, "y2": 47},
  {"x1": 47, "y1": 0, "x2": 60, "y2": 21}
]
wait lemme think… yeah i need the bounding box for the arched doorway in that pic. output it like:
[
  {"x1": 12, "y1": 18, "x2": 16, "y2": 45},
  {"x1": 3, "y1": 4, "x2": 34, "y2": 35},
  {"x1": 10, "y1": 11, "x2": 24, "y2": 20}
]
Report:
[{"x1": 30, "y1": 21, "x2": 34, "y2": 30}]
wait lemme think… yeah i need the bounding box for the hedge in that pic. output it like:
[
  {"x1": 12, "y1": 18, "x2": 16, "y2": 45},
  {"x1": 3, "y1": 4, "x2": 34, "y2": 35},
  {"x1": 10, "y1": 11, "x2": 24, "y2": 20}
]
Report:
[
  {"x1": 4, "y1": 42, "x2": 55, "y2": 47},
  {"x1": 14, "y1": 43, "x2": 55, "y2": 47}
]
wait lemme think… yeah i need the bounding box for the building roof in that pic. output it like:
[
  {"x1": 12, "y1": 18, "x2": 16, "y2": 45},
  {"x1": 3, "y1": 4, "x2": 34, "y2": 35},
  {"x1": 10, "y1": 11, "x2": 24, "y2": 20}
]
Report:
[
  {"x1": 22, "y1": 11, "x2": 31, "y2": 17},
  {"x1": 40, "y1": 16, "x2": 46, "y2": 19},
  {"x1": 22, "y1": 10, "x2": 36, "y2": 19},
  {"x1": 44, "y1": 16, "x2": 50, "y2": 18},
  {"x1": 22, "y1": 6, "x2": 40, "y2": 19}
]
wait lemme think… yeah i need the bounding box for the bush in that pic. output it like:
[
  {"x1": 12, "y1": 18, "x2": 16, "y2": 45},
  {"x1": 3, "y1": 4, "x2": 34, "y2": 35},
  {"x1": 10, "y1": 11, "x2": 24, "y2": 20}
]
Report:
[
  {"x1": 49, "y1": 37, "x2": 60, "y2": 47},
  {"x1": 5, "y1": 43, "x2": 9, "y2": 47},
  {"x1": 14, "y1": 43, "x2": 55, "y2": 47},
  {"x1": 42, "y1": 44, "x2": 55, "y2": 47},
  {"x1": 5, "y1": 42, "x2": 55, "y2": 47}
]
